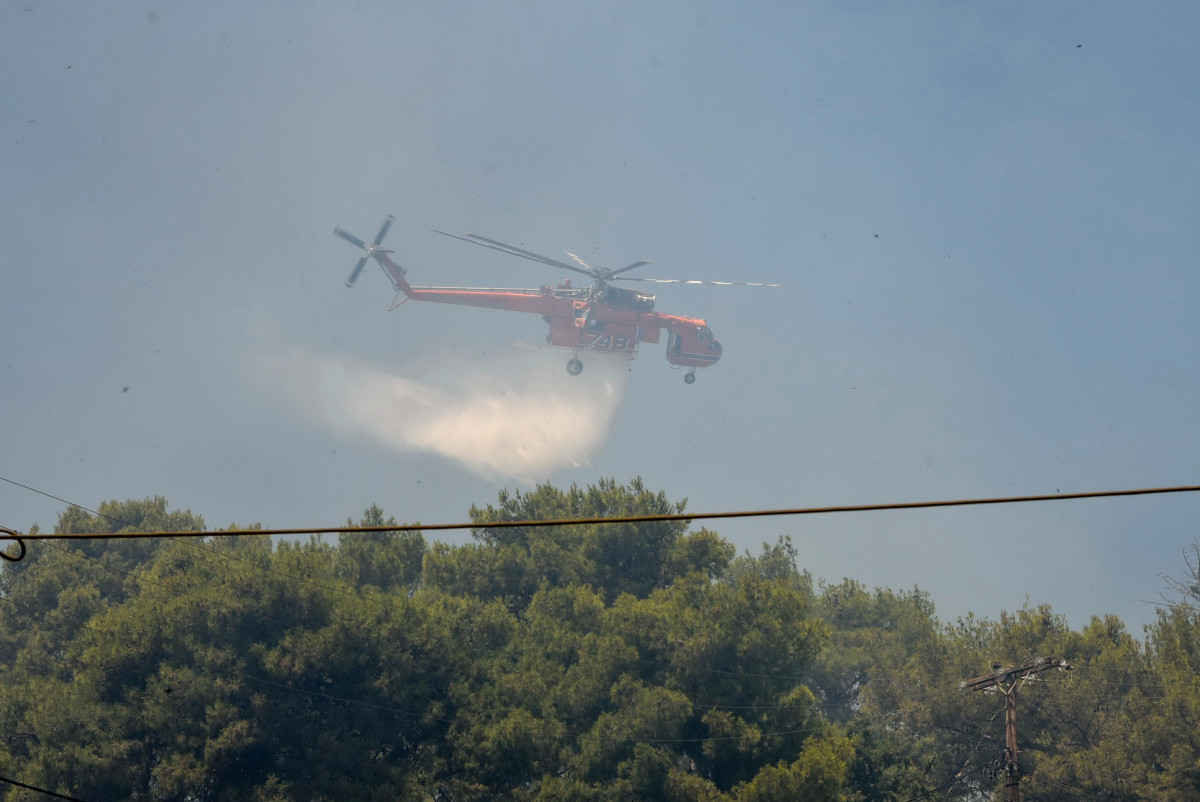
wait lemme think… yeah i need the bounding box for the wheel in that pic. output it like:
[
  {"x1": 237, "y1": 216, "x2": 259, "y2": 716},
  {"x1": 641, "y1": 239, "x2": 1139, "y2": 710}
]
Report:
[
  {"x1": 566, "y1": 358, "x2": 584, "y2": 376},
  {"x1": 684, "y1": 371, "x2": 696, "y2": 384}
]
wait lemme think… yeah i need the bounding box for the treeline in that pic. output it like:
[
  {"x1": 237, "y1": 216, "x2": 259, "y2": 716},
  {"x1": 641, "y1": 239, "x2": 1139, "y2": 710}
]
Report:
[{"x1": 0, "y1": 479, "x2": 1197, "y2": 801}]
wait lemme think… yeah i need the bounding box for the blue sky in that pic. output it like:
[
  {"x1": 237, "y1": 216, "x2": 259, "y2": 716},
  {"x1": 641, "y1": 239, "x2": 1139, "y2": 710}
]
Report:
[{"x1": 3, "y1": 1, "x2": 1197, "y2": 630}]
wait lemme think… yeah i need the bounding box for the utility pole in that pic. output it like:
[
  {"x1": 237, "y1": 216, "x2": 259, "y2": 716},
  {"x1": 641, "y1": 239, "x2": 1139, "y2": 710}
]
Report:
[{"x1": 960, "y1": 657, "x2": 1071, "y2": 802}]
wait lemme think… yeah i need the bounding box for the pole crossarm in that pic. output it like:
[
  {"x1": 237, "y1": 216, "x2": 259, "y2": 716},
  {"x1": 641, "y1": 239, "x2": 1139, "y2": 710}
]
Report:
[{"x1": 960, "y1": 657, "x2": 1071, "y2": 693}]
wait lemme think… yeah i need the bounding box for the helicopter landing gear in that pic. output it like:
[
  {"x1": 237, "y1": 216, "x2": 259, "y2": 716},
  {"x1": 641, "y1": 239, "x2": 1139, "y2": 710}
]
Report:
[
  {"x1": 684, "y1": 370, "x2": 696, "y2": 385},
  {"x1": 566, "y1": 358, "x2": 584, "y2": 376}
]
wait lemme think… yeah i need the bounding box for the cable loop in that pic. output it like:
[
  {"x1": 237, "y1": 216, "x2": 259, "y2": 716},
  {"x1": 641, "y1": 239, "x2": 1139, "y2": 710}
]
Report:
[{"x1": 0, "y1": 528, "x2": 26, "y2": 562}]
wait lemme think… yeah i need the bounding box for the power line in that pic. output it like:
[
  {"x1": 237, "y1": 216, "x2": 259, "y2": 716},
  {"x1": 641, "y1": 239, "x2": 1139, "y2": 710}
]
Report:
[
  {"x1": 899, "y1": 764, "x2": 988, "y2": 802},
  {"x1": 1027, "y1": 773, "x2": 1108, "y2": 801},
  {"x1": 244, "y1": 674, "x2": 455, "y2": 724},
  {"x1": 3, "y1": 482, "x2": 1199, "y2": 546},
  {"x1": 895, "y1": 703, "x2": 1006, "y2": 802},
  {"x1": 0, "y1": 475, "x2": 142, "y2": 529},
  {"x1": 628, "y1": 723, "x2": 828, "y2": 743},
  {"x1": 0, "y1": 475, "x2": 420, "y2": 608},
  {"x1": 0, "y1": 772, "x2": 87, "y2": 801}
]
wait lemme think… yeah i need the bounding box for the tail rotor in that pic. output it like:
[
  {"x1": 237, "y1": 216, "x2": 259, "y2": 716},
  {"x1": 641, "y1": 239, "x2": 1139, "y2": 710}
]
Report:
[{"x1": 334, "y1": 214, "x2": 395, "y2": 288}]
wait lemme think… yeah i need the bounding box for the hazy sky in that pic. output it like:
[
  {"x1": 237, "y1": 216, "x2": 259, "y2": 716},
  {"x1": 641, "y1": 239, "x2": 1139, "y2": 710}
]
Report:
[{"x1": 3, "y1": 2, "x2": 1198, "y2": 630}]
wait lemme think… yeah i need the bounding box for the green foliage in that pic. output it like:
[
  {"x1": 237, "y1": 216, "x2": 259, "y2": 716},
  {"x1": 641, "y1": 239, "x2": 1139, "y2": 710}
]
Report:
[
  {"x1": 336, "y1": 504, "x2": 425, "y2": 592},
  {"x1": 733, "y1": 733, "x2": 855, "y2": 802},
  {"x1": 432, "y1": 477, "x2": 693, "y2": 607},
  {"x1": 2, "y1": 485, "x2": 1199, "y2": 801}
]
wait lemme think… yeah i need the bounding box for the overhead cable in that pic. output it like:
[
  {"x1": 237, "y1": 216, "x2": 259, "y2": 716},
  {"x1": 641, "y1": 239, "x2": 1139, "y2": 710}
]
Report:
[
  {"x1": 2, "y1": 484, "x2": 1198, "y2": 551},
  {"x1": 0, "y1": 773, "x2": 87, "y2": 802}
]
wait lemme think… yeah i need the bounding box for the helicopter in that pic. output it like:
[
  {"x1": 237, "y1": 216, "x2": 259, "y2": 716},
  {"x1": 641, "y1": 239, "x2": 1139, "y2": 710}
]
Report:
[{"x1": 333, "y1": 215, "x2": 778, "y2": 384}]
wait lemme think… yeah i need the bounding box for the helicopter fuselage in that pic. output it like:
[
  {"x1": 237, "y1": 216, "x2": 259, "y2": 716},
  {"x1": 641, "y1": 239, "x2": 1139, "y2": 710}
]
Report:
[
  {"x1": 334, "y1": 218, "x2": 730, "y2": 380},
  {"x1": 398, "y1": 278, "x2": 722, "y2": 368}
]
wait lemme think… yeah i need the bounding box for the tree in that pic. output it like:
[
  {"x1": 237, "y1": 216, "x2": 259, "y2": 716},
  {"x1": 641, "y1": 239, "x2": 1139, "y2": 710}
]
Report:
[
  {"x1": 11, "y1": 485, "x2": 1191, "y2": 801},
  {"x1": 425, "y1": 478, "x2": 691, "y2": 609},
  {"x1": 335, "y1": 504, "x2": 425, "y2": 592}
]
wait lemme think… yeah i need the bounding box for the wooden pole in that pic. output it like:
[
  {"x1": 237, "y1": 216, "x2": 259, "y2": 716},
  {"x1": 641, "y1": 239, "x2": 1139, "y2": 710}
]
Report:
[{"x1": 1005, "y1": 685, "x2": 1019, "y2": 802}]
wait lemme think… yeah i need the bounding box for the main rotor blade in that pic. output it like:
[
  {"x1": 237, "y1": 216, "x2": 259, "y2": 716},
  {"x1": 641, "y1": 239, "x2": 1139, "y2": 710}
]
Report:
[
  {"x1": 609, "y1": 260, "x2": 651, "y2": 276},
  {"x1": 372, "y1": 215, "x2": 394, "y2": 246},
  {"x1": 462, "y1": 234, "x2": 586, "y2": 273},
  {"x1": 334, "y1": 228, "x2": 367, "y2": 250},
  {"x1": 431, "y1": 230, "x2": 594, "y2": 277},
  {"x1": 346, "y1": 256, "x2": 369, "y2": 287},
  {"x1": 614, "y1": 276, "x2": 782, "y2": 287},
  {"x1": 564, "y1": 251, "x2": 593, "y2": 270}
]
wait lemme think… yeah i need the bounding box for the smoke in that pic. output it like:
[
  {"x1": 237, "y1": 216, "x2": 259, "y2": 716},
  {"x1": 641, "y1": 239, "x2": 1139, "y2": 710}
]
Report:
[{"x1": 255, "y1": 343, "x2": 630, "y2": 483}]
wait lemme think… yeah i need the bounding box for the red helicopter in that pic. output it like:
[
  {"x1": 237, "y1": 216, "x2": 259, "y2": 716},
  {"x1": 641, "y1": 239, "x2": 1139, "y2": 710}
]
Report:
[{"x1": 333, "y1": 215, "x2": 778, "y2": 383}]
